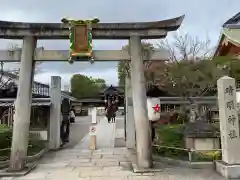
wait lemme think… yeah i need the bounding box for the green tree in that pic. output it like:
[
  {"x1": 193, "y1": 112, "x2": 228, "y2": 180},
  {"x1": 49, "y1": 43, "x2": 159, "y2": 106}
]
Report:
[
  {"x1": 213, "y1": 56, "x2": 240, "y2": 87},
  {"x1": 165, "y1": 59, "x2": 223, "y2": 97},
  {"x1": 117, "y1": 42, "x2": 155, "y2": 86},
  {"x1": 70, "y1": 74, "x2": 106, "y2": 99},
  {"x1": 158, "y1": 33, "x2": 225, "y2": 122},
  {"x1": 93, "y1": 78, "x2": 107, "y2": 89},
  {"x1": 161, "y1": 34, "x2": 240, "y2": 96},
  {"x1": 117, "y1": 61, "x2": 127, "y2": 86},
  {"x1": 0, "y1": 43, "x2": 43, "y2": 89},
  {"x1": 158, "y1": 33, "x2": 223, "y2": 97}
]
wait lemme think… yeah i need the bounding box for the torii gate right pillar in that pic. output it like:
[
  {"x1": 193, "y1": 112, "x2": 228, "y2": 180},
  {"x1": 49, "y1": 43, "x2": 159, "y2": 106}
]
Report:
[{"x1": 129, "y1": 36, "x2": 152, "y2": 168}]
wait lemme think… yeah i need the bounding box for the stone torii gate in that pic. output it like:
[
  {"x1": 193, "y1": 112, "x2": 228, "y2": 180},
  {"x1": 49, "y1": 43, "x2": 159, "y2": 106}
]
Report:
[{"x1": 0, "y1": 16, "x2": 184, "y2": 171}]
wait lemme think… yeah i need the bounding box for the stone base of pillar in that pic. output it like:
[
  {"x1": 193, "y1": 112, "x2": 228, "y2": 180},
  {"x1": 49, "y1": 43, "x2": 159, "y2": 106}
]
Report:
[
  {"x1": 216, "y1": 160, "x2": 240, "y2": 179},
  {"x1": 132, "y1": 163, "x2": 163, "y2": 173},
  {"x1": 0, "y1": 164, "x2": 36, "y2": 177}
]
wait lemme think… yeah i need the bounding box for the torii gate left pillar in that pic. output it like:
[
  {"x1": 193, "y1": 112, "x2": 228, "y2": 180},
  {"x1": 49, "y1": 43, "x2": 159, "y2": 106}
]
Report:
[{"x1": 9, "y1": 36, "x2": 36, "y2": 170}]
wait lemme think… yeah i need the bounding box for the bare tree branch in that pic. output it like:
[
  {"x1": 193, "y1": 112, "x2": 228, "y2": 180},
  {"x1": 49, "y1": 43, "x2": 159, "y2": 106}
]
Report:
[
  {"x1": 0, "y1": 43, "x2": 43, "y2": 90},
  {"x1": 156, "y1": 33, "x2": 223, "y2": 99}
]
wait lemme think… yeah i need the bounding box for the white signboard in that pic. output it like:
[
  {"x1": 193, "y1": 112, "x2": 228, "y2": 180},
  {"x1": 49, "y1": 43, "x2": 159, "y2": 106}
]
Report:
[{"x1": 89, "y1": 125, "x2": 97, "y2": 136}]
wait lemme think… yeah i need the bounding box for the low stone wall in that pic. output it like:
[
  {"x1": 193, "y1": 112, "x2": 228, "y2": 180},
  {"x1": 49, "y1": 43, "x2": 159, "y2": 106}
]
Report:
[
  {"x1": 153, "y1": 155, "x2": 214, "y2": 169},
  {"x1": 30, "y1": 130, "x2": 48, "y2": 141}
]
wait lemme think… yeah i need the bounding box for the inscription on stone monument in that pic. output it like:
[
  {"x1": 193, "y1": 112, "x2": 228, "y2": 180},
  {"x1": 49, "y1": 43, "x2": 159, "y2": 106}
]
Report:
[
  {"x1": 228, "y1": 115, "x2": 236, "y2": 126},
  {"x1": 225, "y1": 85, "x2": 238, "y2": 139}
]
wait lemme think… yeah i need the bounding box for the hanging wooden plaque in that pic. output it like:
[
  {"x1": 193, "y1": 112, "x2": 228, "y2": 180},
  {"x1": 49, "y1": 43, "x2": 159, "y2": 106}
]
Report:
[
  {"x1": 61, "y1": 17, "x2": 100, "y2": 62},
  {"x1": 74, "y1": 25, "x2": 88, "y2": 52}
]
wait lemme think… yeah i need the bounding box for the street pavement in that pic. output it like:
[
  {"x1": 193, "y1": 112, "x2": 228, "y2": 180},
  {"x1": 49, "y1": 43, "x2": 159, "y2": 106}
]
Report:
[
  {"x1": 60, "y1": 116, "x2": 92, "y2": 149},
  {"x1": 0, "y1": 116, "x2": 231, "y2": 180}
]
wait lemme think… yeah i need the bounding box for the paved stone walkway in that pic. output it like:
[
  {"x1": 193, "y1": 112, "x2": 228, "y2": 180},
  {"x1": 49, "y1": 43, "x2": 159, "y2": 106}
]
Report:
[
  {"x1": 0, "y1": 116, "x2": 230, "y2": 180},
  {"x1": 7, "y1": 147, "x2": 227, "y2": 180}
]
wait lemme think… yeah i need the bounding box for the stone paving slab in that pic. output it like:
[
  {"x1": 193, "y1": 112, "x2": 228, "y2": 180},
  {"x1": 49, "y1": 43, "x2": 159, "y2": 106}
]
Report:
[{"x1": 115, "y1": 129, "x2": 125, "y2": 139}]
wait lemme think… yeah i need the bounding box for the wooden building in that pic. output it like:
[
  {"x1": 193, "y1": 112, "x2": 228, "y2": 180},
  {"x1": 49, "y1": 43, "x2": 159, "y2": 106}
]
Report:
[
  {"x1": 72, "y1": 85, "x2": 124, "y2": 116},
  {"x1": 0, "y1": 71, "x2": 76, "y2": 129},
  {"x1": 214, "y1": 12, "x2": 240, "y2": 58},
  {"x1": 0, "y1": 72, "x2": 51, "y2": 128}
]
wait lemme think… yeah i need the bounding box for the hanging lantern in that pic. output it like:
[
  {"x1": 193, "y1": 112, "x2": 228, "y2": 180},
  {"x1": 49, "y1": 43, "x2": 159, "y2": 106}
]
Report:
[
  {"x1": 61, "y1": 18, "x2": 100, "y2": 63},
  {"x1": 147, "y1": 97, "x2": 161, "y2": 121}
]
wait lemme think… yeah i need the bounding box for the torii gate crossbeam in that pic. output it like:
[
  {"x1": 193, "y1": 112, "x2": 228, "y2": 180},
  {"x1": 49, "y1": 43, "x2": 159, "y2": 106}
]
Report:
[
  {"x1": 0, "y1": 49, "x2": 169, "y2": 62},
  {"x1": 0, "y1": 16, "x2": 184, "y2": 39}
]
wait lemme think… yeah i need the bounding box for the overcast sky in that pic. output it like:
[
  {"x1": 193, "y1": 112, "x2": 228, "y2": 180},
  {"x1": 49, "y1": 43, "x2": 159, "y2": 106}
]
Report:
[{"x1": 0, "y1": 0, "x2": 239, "y2": 87}]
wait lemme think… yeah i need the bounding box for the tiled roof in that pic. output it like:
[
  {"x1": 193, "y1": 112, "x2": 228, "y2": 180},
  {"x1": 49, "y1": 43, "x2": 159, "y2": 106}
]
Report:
[
  {"x1": 1, "y1": 71, "x2": 77, "y2": 100},
  {"x1": 223, "y1": 12, "x2": 240, "y2": 27},
  {"x1": 0, "y1": 98, "x2": 51, "y2": 107}
]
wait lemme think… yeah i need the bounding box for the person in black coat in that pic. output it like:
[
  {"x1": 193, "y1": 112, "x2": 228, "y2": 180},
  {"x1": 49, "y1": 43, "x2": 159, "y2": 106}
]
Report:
[{"x1": 60, "y1": 98, "x2": 71, "y2": 145}]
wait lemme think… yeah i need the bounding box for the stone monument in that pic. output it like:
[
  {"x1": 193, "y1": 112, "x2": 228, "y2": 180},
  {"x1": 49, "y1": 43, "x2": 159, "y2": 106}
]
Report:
[{"x1": 216, "y1": 76, "x2": 240, "y2": 179}]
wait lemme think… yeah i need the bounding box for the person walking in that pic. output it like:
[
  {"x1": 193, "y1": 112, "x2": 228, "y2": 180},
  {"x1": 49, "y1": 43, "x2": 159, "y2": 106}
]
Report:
[
  {"x1": 151, "y1": 120, "x2": 160, "y2": 144},
  {"x1": 60, "y1": 114, "x2": 70, "y2": 144},
  {"x1": 151, "y1": 121, "x2": 156, "y2": 142},
  {"x1": 60, "y1": 98, "x2": 71, "y2": 146}
]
